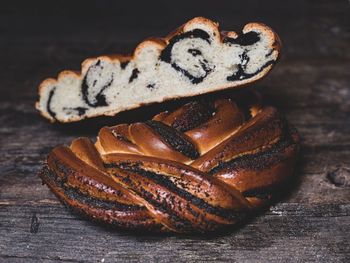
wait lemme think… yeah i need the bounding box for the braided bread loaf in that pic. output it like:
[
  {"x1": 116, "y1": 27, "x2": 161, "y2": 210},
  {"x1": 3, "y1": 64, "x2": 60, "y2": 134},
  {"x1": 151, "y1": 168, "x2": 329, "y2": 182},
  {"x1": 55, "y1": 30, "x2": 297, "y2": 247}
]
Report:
[{"x1": 39, "y1": 92, "x2": 299, "y2": 233}]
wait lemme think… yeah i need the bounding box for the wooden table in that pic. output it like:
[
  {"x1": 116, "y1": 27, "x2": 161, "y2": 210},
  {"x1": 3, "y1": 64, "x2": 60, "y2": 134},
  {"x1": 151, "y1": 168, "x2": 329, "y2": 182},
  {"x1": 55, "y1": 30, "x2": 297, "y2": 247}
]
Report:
[{"x1": 1, "y1": 1, "x2": 349, "y2": 262}]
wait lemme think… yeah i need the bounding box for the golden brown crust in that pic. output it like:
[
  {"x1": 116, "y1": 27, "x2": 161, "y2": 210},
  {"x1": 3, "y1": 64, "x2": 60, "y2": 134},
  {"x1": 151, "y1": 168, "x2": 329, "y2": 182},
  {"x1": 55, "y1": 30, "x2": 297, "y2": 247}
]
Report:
[
  {"x1": 185, "y1": 99, "x2": 244, "y2": 154},
  {"x1": 36, "y1": 17, "x2": 281, "y2": 123},
  {"x1": 39, "y1": 91, "x2": 299, "y2": 233}
]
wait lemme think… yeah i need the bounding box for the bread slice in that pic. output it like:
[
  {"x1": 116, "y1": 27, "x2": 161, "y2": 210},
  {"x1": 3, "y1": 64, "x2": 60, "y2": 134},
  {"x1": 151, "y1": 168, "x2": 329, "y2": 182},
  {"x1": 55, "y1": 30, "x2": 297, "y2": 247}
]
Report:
[{"x1": 36, "y1": 17, "x2": 281, "y2": 122}]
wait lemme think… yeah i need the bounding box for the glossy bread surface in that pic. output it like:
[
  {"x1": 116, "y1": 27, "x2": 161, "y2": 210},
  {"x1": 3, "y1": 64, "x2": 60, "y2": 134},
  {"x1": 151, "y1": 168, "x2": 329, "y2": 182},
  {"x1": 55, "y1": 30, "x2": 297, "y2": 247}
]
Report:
[{"x1": 39, "y1": 91, "x2": 299, "y2": 233}]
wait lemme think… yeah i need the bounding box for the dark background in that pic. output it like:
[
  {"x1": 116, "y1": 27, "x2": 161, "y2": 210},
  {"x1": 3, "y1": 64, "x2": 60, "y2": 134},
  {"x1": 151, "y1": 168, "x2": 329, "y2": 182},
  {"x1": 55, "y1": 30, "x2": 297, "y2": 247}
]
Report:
[{"x1": 1, "y1": 1, "x2": 349, "y2": 262}]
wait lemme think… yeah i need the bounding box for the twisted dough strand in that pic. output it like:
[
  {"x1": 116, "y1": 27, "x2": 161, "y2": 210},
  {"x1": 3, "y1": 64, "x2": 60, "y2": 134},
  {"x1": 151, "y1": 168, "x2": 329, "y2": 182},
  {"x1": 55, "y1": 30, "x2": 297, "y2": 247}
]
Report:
[{"x1": 39, "y1": 92, "x2": 299, "y2": 233}]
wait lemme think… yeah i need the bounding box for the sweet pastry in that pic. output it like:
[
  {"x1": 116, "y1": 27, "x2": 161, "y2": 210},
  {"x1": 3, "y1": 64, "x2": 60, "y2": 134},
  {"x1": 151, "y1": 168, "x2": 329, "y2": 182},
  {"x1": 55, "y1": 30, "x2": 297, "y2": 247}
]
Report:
[
  {"x1": 39, "y1": 92, "x2": 299, "y2": 233},
  {"x1": 35, "y1": 17, "x2": 281, "y2": 123}
]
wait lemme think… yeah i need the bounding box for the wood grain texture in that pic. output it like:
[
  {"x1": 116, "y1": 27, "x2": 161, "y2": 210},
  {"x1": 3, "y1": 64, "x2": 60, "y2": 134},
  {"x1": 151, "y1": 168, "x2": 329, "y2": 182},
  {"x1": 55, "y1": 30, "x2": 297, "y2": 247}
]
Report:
[{"x1": 0, "y1": 0, "x2": 349, "y2": 262}]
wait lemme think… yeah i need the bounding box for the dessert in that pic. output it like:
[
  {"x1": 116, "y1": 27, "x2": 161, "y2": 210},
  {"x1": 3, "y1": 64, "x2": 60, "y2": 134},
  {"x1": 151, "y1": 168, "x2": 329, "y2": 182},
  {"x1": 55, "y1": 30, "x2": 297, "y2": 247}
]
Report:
[
  {"x1": 39, "y1": 92, "x2": 299, "y2": 233},
  {"x1": 36, "y1": 17, "x2": 280, "y2": 123}
]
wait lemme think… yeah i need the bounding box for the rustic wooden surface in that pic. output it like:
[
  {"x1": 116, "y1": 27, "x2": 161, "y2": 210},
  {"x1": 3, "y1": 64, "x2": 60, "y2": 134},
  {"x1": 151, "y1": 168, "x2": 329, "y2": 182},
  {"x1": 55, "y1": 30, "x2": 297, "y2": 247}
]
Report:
[{"x1": 1, "y1": 0, "x2": 350, "y2": 262}]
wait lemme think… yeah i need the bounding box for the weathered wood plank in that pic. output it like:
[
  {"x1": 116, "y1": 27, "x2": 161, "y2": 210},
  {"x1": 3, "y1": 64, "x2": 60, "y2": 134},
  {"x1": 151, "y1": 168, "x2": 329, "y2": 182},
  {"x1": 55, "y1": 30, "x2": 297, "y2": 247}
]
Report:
[{"x1": 0, "y1": 203, "x2": 349, "y2": 263}]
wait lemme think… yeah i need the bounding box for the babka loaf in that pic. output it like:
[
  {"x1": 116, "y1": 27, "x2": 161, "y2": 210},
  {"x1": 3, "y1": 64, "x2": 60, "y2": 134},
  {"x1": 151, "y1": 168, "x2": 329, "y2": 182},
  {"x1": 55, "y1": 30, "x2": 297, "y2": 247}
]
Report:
[
  {"x1": 36, "y1": 17, "x2": 281, "y2": 123},
  {"x1": 39, "y1": 92, "x2": 299, "y2": 233}
]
